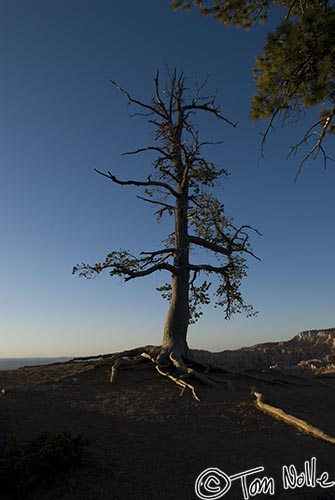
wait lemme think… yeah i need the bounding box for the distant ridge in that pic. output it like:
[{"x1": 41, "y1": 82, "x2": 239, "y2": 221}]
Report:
[
  {"x1": 2, "y1": 329, "x2": 335, "y2": 373},
  {"x1": 194, "y1": 328, "x2": 335, "y2": 373},
  {"x1": 0, "y1": 357, "x2": 71, "y2": 371}
]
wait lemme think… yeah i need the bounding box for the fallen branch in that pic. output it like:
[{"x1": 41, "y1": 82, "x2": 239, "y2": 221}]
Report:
[{"x1": 252, "y1": 389, "x2": 335, "y2": 444}]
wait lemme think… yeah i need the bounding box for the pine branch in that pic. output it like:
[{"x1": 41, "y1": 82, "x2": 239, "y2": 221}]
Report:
[
  {"x1": 123, "y1": 263, "x2": 177, "y2": 281},
  {"x1": 94, "y1": 169, "x2": 179, "y2": 197},
  {"x1": 189, "y1": 235, "x2": 230, "y2": 256},
  {"x1": 136, "y1": 195, "x2": 175, "y2": 211},
  {"x1": 73, "y1": 258, "x2": 177, "y2": 281},
  {"x1": 189, "y1": 228, "x2": 261, "y2": 261},
  {"x1": 140, "y1": 248, "x2": 175, "y2": 257},
  {"x1": 188, "y1": 263, "x2": 230, "y2": 274},
  {"x1": 120, "y1": 146, "x2": 171, "y2": 159},
  {"x1": 259, "y1": 109, "x2": 279, "y2": 162},
  {"x1": 290, "y1": 107, "x2": 335, "y2": 179}
]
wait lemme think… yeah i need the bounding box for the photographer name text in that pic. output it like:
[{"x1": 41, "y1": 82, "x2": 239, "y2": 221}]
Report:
[{"x1": 195, "y1": 457, "x2": 334, "y2": 499}]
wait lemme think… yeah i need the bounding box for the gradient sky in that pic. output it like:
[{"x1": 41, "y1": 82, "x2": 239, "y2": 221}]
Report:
[{"x1": 1, "y1": 0, "x2": 334, "y2": 357}]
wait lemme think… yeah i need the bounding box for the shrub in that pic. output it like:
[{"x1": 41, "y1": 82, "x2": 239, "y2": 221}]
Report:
[{"x1": 0, "y1": 432, "x2": 90, "y2": 498}]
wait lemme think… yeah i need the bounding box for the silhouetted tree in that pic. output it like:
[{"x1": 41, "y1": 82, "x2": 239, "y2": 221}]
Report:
[
  {"x1": 73, "y1": 70, "x2": 259, "y2": 397},
  {"x1": 173, "y1": 0, "x2": 335, "y2": 176}
]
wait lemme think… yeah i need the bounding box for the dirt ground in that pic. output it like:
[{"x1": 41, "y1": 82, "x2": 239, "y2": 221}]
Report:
[{"x1": 0, "y1": 360, "x2": 335, "y2": 500}]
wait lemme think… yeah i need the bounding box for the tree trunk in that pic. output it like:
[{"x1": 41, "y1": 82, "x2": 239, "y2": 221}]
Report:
[{"x1": 162, "y1": 188, "x2": 189, "y2": 355}]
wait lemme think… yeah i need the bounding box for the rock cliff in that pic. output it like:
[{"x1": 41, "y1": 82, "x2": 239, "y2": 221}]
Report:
[{"x1": 194, "y1": 328, "x2": 335, "y2": 373}]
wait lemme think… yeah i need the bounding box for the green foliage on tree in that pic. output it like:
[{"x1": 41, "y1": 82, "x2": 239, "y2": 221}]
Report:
[
  {"x1": 172, "y1": 0, "x2": 271, "y2": 28},
  {"x1": 173, "y1": 0, "x2": 335, "y2": 174}
]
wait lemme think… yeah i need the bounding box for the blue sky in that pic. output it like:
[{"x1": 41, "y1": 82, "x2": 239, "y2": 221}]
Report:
[{"x1": 1, "y1": 0, "x2": 334, "y2": 357}]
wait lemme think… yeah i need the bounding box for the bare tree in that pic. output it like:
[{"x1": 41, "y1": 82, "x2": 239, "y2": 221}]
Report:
[{"x1": 73, "y1": 70, "x2": 260, "y2": 398}]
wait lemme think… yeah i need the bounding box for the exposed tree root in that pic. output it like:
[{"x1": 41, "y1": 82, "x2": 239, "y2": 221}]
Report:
[
  {"x1": 109, "y1": 354, "x2": 147, "y2": 383},
  {"x1": 70, "y1": 350, "x2": 335, "y2": 444},
  {"x1": 71, "y1": 348, "x2": 328, "y2": 400},
  {"x1": 252, "y1": 389, "x2": 335, "y2": 445},
  {"x1": 79, "y1": 345, "x2": 229, "y2": 400},
  {"x1": 155, "y1": 364, "x2": 201, "y2": 402}
]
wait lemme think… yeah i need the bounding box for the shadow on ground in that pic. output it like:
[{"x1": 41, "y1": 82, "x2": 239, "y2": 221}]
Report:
[{"x1": 0, "y1": 362, "x2": 334, "y2": 499}]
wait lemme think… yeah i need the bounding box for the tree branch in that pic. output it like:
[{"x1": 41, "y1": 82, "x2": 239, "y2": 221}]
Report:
[
  {"x1": 231, "y1": 224, "x2": 262, "y2": 239},
  {"x1": 198, "y1": 139, "x2": 225, "y2": 148},
  {"x1": 120, "y1": 146, "x2": 171, "y2": 159},
  {"x1": 290, "y1": 107, "x2": 335, "y2": 180},
  {"x1": 136, "y1": 195, "x2": 175, "y2": 211},
  {"x1": 189, "y1": 269, "x2": 198, "y2": 286},
  {"x1": 140, "y1": 248, "x2": 175, "y2": 257},
  {"x1": 189, "y1": 263, "x2": 230, "y2": 274},
  {"x1": 123, "y1": 262, "x2": 177, "y2": 281},
  {"x1": 189, "y1": 229, "x2": 261, "y2": 261},
  {"x1": 94, "y1": 169, "x2": 179, "y2": 197},
  {"x1": 183, "y1": 103, "x2": 237, "y2": 127},
  {"x1": 109, "y1": 79, "x2": 167, "y2": 120},
  {"x1": 154, "y1": 70, "x2": 169, "y2": 118},
  {"x1": 189, "y1": 235, "x2": 230, "y2": 256},
  {"x1": 259, "y1": 109, "x2": 279, "y2": 162}
]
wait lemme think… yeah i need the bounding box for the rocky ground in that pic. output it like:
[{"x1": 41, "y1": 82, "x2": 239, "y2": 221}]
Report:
[{"x1": 0, "y1": 357, "x2": 335, "y2": 500}]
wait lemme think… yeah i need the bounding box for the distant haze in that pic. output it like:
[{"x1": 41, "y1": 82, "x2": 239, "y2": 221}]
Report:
[{"x1": 0, "y1": 358, "x2": 72, "y2": 371}]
